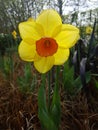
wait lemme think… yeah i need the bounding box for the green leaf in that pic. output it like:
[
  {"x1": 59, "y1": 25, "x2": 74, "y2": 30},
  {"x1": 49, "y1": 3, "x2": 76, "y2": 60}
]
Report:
[
  {"x1": 38, "y1": 74, "x2": 47, "y2": 111},
  {"x1": 88, "y1": 18, "x2": 96, "y2": 58},
  {"x1": 38, "y1": 74, "x2": 58, "y2": 130},
  {"x1": 17, "y1": 63, "x2": 36, "y2": 94},
  {"x1": 38, "y1": 108, "x2": 57, "y2": 130},
  {"x1": 63, "y1": 61, "x2": 74, "y2": 84},
  {"x1": 24, "y1": 63, "x2": 32, "y2": 82},
  {"x1": 94, "y1": 79, "x2": 98, "y2": 89},
  {"x1": 50, "y1": 67, "x2": 61, "y2": 128},
  {"x1": 38, "y1": 86, "x2": 47, "y2": 111},
  {"x1": 85, "y1": 71, "x2": 91, "y2": 84},
  {"x1": 63, "y1": 59, "x2": 91, "y2": 95},
  {"x1": 50, "y1": 103, "x2": 60, "y2": 128}
]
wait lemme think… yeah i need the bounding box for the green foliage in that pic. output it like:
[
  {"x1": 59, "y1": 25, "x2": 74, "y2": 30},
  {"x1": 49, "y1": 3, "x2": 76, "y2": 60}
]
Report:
[
  {"x1": 17, "y1": 63, "x2": 37, "y2": 94},
  {"x1": 50, "y1": 67, "x2": 61, "y2": 128},
  {"x1": 70, "y1": 18, "x2": 98, "y2": 95},
  {"x1": 63, "y1": 61, "x2": 91, "y2": 95},
  {"x1": 38, "y1": 72, "x2": 61, "y2": 130},
  {"x1": 50, "y1": 86, "x2": 61, "y2": 128},
  {"x1": 0, "y1": 55, "x2": 14, "y2": 79},
  {"x1": 38, "y1": 84, "x2": 57, "y2": 130},
  {"x1": 94, "y1": 78, "x2": 98, "y2": 89},
  {"x1": 0, "y1": 34, "x2": 17, "y2": 56},
  {"x1": 0, "y1": 33, "x2": 18, "y2": 79},
  {"x1": 4, "y1": 56, "x2": 14, "y2": 77},
  {"x1": 0, "y1": 56, "x2": 4, "y2": 71},
  {"x1": 38, "y1": 74, "x2": 57, "y2": 130}
]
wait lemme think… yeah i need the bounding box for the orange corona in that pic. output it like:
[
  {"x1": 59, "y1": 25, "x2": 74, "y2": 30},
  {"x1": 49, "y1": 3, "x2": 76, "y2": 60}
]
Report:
[{"x1": 36, "y1": 38, "x2": 58, "y2": 57}]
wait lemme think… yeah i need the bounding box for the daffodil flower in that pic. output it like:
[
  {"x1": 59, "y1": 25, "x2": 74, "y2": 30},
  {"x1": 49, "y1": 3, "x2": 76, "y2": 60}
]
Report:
[
  {"x1": 12, "y1": 30, "x2": 17, "y2": 39},
  {"x1": 86, "y1": 26, "x2": 92, "y2": 34},
  {"x1": 18, "y1": 9, "x2": 80, "y2": 73}
]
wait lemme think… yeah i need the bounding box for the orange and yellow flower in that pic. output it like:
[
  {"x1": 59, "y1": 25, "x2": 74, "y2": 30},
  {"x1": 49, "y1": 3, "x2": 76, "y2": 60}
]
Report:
[{"x1": 18, "y1": 9, "x2": 79, "y2": 73}]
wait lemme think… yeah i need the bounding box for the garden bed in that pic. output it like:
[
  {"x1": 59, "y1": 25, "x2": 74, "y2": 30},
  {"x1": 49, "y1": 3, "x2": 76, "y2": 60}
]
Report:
[{"x1": 0, "y1": 66, "x2": 98, "y2": 130}]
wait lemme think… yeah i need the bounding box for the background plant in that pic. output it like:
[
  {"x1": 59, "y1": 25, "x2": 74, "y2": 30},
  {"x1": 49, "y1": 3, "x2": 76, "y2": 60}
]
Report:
[{"x1": 17, "y1": 63, "x2": 37, "y2": 94}]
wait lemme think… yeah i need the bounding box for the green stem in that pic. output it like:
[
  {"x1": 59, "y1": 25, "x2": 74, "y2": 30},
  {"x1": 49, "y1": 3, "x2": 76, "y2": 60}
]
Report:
[
  {"x1": 51, "y1": 66, "x2": 61, "y2": 128},
  {"x1": 41, "y1": 73, "x2": 46, "y2": 87},
  {"x1": 55, "y1": 66, "x2": 60, "y2": 89},
  {"x1": 38, "y1": 73, "x2": 47, "y2": 111},
  {"x1": 48, "y1": 70, "x2": 51, "y2": 111}
]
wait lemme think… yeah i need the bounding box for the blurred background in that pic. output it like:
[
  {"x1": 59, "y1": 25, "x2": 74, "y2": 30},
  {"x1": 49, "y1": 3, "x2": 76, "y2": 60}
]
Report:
[{"x1": 0, "y1": 0, "x2": 98, "y2": 33}]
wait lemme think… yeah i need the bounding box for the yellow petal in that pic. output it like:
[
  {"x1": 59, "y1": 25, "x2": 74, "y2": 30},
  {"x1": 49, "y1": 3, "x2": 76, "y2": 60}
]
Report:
[
  {"x1": 54, "y1": 48, "x2": 70, "y2": 65},
  {"x1": 22, "y1": 23, "x2": 44, "y2": 45},
  {"x1": 18, "y1": 21, "x2": 43, "y2": 43},
  {"x1": 55, "y1": 24, "x2": 80, "y2": 48},
  {"x1": 34, "y1": 55, "x2": 54, "y2": 73},
  {"x1": 52, "y1": 25, "x2": 62, "y2": 38},
  {"x1": 36, "y1": 9, "x2": 62, "y2": 37},
  {"x1": 18, "y1": 40, "x2": 36, "y2": 61}
]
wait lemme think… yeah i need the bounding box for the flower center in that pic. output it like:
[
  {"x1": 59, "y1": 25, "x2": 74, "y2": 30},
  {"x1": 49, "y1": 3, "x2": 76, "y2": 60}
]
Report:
[{"x1": 36, "y1": 37, "x2": 58, "y2": 57}]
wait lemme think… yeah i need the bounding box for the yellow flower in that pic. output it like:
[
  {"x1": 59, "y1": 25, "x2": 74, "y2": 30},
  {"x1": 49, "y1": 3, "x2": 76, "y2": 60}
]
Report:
[
  {"x1": 12, "y1": 30, "x2": 17, "y2": 39},
  {"x1": 18, "y1": 9, "x2": 79, "y2": 73},
  {"x1": 86, "y1": 26, "x2": 92, "y2": 34}
]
